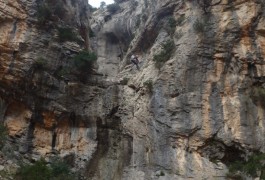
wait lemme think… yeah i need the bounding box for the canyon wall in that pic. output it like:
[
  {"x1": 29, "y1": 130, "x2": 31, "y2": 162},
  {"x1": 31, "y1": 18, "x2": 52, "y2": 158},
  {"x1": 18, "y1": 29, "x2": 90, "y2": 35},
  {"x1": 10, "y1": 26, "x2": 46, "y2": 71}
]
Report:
[{"x1": 1, "y1": 0, "x2": 265, "y2": 179}]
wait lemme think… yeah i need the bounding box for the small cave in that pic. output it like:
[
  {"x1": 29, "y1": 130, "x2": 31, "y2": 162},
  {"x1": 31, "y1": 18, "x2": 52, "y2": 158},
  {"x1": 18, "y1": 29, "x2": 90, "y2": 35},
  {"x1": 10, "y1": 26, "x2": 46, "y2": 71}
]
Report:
[
  {"x1": 197, "y1": 139, "x2": 245, "y2": 165},
  {"x1": 221, "y1": 144, "x2": 245, "y2": 164}
]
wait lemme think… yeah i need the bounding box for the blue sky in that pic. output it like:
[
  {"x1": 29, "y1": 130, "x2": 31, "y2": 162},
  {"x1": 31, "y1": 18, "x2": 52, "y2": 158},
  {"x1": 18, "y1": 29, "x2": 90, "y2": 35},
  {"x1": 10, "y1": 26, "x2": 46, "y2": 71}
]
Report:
[{"x1": 89, "y1": 0, "x2": 114, "y2": 7}]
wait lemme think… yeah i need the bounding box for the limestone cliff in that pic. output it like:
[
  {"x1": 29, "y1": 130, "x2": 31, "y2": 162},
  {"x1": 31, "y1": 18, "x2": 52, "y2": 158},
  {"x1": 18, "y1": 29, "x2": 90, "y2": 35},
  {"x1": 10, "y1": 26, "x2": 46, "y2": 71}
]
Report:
[{"x1": 2, "y1": 0, "x2": 265, "y2": 179}]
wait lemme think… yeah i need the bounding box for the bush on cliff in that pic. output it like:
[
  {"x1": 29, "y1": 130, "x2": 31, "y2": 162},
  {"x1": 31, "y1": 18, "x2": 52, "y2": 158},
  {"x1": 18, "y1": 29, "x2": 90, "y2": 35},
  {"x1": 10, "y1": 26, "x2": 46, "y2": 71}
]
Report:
[
  {"x1": 107, "y1": 3, "x2": 120, "y2": 14},
  {"x1": 58, "y1": 27, "x2": 79, "y2": 42},
  {"x1": 143, "y1": 79, "x2": 153, "y2": 93},
  {"x1": 227, "y1": 153, "x2": 265, "y2": 179},
  {"x1": 0, "y1": 123, "x2": 8, "y2": 149},
  {"x1": 37, "y1": 4, "x2": 52, "y2": 25},
  {"x1": 16, "y1": 158, "x2": 75, "y2": 180},
  {"x1": 32, "y1": 57, "x2": 48, "y2": 70},
  {"x1": 153, "y1": 40, "x2": 175, "y2": 69},
  {"x1": 73, "y1": 50, "x2": 97, "y2": 73}
]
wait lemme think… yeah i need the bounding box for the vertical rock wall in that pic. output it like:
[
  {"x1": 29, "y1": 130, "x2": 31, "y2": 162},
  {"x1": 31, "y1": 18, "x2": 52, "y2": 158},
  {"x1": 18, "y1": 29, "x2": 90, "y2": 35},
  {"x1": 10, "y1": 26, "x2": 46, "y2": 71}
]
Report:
[
  {"x1": 89, "y1": 0, "x2": 265, "y2": 179},
  {"x1": 2, "y1": 0, "x2": 265, "y2": 179}
]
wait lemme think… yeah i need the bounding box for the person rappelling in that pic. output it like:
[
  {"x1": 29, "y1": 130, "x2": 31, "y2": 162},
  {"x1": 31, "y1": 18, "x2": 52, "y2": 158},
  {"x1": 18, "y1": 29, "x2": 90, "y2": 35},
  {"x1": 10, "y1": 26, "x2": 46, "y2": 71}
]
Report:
[{"x1": 131, "y1": 53, "x2": 140, "y2": 70}]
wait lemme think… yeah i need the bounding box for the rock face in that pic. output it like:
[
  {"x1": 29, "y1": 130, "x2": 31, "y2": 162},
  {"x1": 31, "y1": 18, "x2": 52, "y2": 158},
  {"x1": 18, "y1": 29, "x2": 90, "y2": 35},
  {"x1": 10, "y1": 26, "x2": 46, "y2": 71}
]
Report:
[{"x1": 2, "y1": 0, "x2": 265, "y2": 179}]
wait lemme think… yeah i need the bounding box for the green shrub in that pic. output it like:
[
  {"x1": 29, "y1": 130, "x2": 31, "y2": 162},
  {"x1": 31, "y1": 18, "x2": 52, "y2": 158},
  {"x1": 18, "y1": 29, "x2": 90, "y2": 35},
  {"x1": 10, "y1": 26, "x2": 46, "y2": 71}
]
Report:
[
  {"x1": 176, "y1": 15, "x2": 185, "y2": 26},
  {"x1": 168, "y1": 17, "x2": 176, "y2": 28},
  {"x1": 0, "y1": 123, "x2": 8, "y2": 149},
  {"x1": 107, "y1": 3, "x2": 120, "y2": 14},
  {"x1": 153, "y1": 40, "x2": 175, "y2": 69},
  {"x1": 88, "y1": 4, "x2": 97, "y2": 12},
  {"x1": 89, "y1": 28, "x2": 95, "y2": 38},
  {"x1": 166, "y1": 17, "x2": 177, "y2": 35},
  {"x1": 16, "y1": 158, "x2": 52, "y2": 180},
  {"x1": 228, "y1": 153, "x2": 265, "y2": 179},
  {"x1": 120, "y1": 77, "x2": 129, "y2": 85},
  {"x1": 50, "y1": 158, "x2": 71, "y2": 177},
  {"x1": 54, "y1": 4, "x2": 65, "y2": 19},
  {"x1": 33, "y1": 57, "x2": 47, "y2": 70},
  {"x1": 143, "y1": 79, "x2": 153, "y2": 93},
  {"x1": 58, "y1": 27, "x2": 78, "y2": 42},
  {"x1": 114, "y1": 0, "x2": 126, "y2": 3},
  {"x1": 37, "y1": 4, "x2": 52, "y2": 25},
  {"x1": 73, "y1": 51, "x2": 97, "y2": 73},
  {"x1": 16, "y1": 157, "x2": 74, "y2": 180},
  {"x1": 57, "y1": 67, "x2": 70, "y2": 77},
  {"x1": 193, "y1": 18, "x2": 206, "y2": 33},
  {"x1": 251, "y1": 87, "x2": 265, "y2": 107}
]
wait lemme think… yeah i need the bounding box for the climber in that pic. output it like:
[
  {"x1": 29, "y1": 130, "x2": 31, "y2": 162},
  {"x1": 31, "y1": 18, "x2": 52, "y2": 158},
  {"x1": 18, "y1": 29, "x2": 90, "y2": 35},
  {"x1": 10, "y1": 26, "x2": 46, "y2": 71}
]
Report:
[{"x1": 131, "y1": 54, "x2": 140, "y2": 70}]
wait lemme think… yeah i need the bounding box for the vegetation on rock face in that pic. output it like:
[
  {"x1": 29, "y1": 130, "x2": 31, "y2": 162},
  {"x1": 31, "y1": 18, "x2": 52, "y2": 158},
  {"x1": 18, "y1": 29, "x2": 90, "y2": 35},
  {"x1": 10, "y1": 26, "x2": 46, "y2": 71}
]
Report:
[
  {"x1": 120, "y1": 77, "x2": 129, "y2": 85},
  {"x1": 114, "y1": 0, "x2": 127, "y2": 3},
  {"x1": 58, "y1": 27, "x2": 79, "y2": 42},
  {"x1": 37, "y1": 4, "x2": 52, "y2": 25},
  {"x1": 153, "y1": 40, "x2": 175, "y2": 69},
  {"x1": 107, "y1": 3, "x2": 120, "y2": 14},
  {"x1": 16, "y1": 158, "x2": 75, "y2": 180},
  {"x1": 176, "y1": 15, "x2": 185, "y2": 26},
  {"x1": 73, "y1": 51, "x2": 97, "y2": 73},
  {"x1": 227, "y1": 153, "x2": 265, "y2": 179},
  {"x1": 166, "y1": 16, "x2": 176, "y2": 35},
  {"x1": 193, "y1": 18, "x2": 206, "y2": 33},
  {"x1": 143, "y1": 79, "x2": 153, "y2": 93},
  {"x1": 89, "y1": 28, "x2": 95, "y2": 38},
  {"x1": 0, "y1": 123, "x2": 8, "y2": 149},
  {"x1": 251, "y1": 86, "x2": 265, "y2": 107},
  {"x1": 33, "y1": 57, "x2": 48, "y2": 70}
]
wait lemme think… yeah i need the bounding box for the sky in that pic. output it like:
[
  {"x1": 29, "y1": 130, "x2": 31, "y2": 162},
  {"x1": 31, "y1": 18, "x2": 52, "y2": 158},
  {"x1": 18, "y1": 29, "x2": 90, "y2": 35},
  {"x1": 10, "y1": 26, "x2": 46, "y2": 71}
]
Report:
[{"x1": 88, "y1": 0, "x2": 114, "y2": 7}]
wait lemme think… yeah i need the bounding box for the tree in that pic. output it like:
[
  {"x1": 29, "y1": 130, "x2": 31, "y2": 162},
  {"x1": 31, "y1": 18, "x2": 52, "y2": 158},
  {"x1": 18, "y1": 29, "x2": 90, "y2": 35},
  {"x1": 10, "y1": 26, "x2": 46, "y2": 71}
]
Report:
[{"x1": 100, "y1": 1, "x2": 106, "y2": 9}]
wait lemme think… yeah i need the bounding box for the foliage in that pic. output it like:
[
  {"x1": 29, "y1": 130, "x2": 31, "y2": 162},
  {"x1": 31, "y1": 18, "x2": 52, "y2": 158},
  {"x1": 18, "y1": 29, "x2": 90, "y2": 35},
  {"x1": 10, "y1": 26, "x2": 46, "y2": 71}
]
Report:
[
  {"x1": 228, "y1": 153, "x2": 265, "y2": 179},
  {"x1": 57, "y1": 27, "x2": 78, "y2": 42},
  {"x1": 168, "y1": 17, "x2": 176, "y2": 28},
  {"x1": 54, "y1": 4, "x2": 65, "y2": 19},
  {"x1": 153, "y1": 40, "x2": 175, "y2": 69},
  {"x1": 16, "y1": 158, "x2": 52, "y2": 180},
  {"x1": 0, "y1": 123, "x2": 8, "y2": 149},
  {"x1": 120, "y1": 77, "x2": 129, "y2": 85},
  {"x1": 141, "y1": 14, "x2": 148, "y2": 22},
  {"x1": 114, "y1": 0, "x2": 126, "y2": 3},
  {"x1": 166, "y1": 16, "x2": 176, "y2": 35},
  {"x1": 143, "y1": 79, "x2": 153, "y2": 93},
  {"x1": 50, "y1": 158, "x2": 70, "y2": 177},
  {"x1": 100, "y1": 1, "x2": 106, "y2": 9},
  {"x1": 16, "y1": 157, "x2": 74, "y2": 180},
  {"x1": 73, "y1": 51, "x2": 97, "y2": 73},
  {"x1": 107, "y1": 3, "x2": 120, "y2": 14},
  {"x1": 176, "y1": 15, "x2": 185, "y2": 26},
  {"x1": 89, "y1": 28, "x2": 95, "y2": 38},
  {"x1": 251, "y1": 86, "x2": 265, "y2": 107},
  {"x1": 144, "y1": 0, "x2": 148, "y2": 8},
  {"x1": 88, "y1": 4, "x2": 97, "y2": 12},
  {"x1": 57, "y1": 67, "x2": 70, "y2": 77},
  {"x1": 193, "y1": 18, "x2": 206, "y2": 33},
  {"x1": 33, "y1": 57, "x2": 47, "y2": 70},
  {"x1": 37, "y1": 4, "x2": 52, "y2": 25}
]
